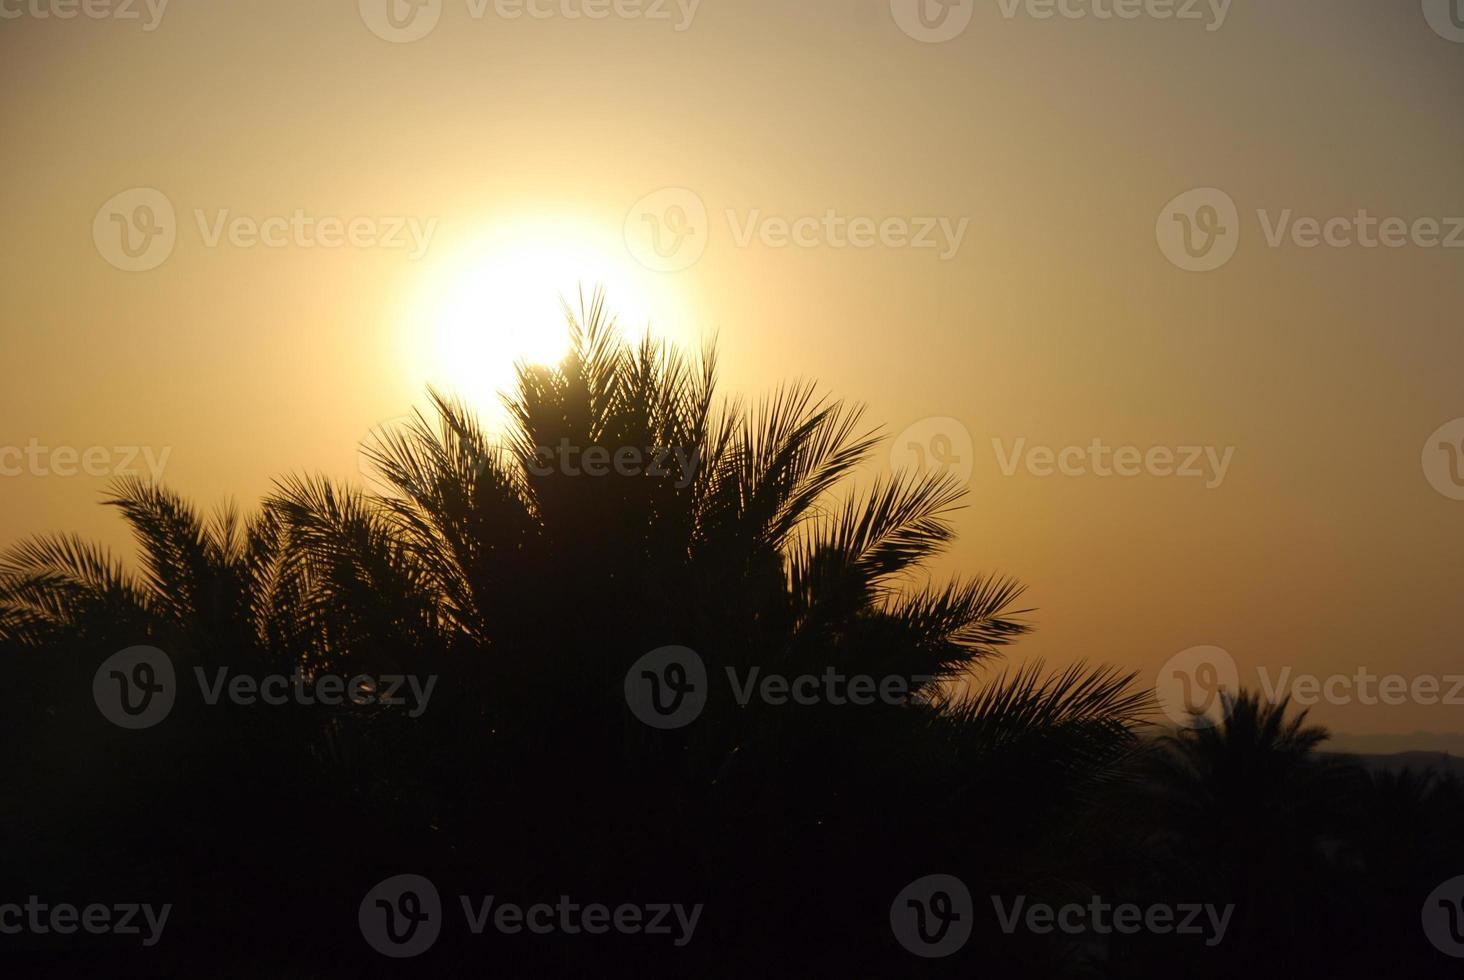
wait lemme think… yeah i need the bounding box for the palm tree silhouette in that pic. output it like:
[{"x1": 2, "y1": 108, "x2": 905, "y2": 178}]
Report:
[
  {"x1": 0, "y1": 293, "x2": 1156, "y2": 974},
  {"x1": 1121, "y1": 692, "x2": 1366, "y2": 974}
]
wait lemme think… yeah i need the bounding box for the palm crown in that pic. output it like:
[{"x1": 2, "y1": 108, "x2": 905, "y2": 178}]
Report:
[{"x1": 0, "y1": 294, "x2": 1155, "y2": 973}]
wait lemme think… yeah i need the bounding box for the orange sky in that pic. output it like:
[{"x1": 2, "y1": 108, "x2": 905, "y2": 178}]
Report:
[{"x1": 3, "y1": 0, "x2": 1463, "y2": 739}]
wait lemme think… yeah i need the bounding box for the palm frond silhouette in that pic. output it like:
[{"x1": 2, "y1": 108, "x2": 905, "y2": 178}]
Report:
[{"x1": 1, "y1": 292, "x2": 1161, "y2": 975}]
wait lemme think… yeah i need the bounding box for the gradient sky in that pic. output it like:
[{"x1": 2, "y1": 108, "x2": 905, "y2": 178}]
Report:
[{"x1": 3, "y1": 0, "x2": 1462, "y2": 738}]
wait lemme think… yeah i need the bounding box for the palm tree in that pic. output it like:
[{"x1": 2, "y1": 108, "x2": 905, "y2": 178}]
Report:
[
  {"x1": 1124, "y1": 691, "x2": 1365, "y2": 975},
  {"x1": 0, "y1": 292, "x2": 1154, "y2": 975}
]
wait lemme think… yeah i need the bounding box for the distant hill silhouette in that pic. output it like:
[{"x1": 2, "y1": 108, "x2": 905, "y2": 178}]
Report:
[
  {"x1": 1334, "y1": 749, "x2": 1464, "y2": 779},
  {"x1": 1327, "y1": 731, "x2": 1464, "y2": 756}
]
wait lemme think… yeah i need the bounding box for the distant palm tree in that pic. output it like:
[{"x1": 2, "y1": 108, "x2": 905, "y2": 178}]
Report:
[{"x1": 1130, "y1": 691, "x2": 1362, "y2": 975}]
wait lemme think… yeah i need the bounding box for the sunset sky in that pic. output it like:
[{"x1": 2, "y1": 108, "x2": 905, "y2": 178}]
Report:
[{"x1": 3, "y1": 0, "x2": 1463, "y2": 738}]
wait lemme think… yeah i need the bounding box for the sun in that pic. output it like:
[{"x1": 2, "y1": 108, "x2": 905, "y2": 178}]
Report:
[{"x1": 404, "y1": 217, "x2": 694, "y2": 416}]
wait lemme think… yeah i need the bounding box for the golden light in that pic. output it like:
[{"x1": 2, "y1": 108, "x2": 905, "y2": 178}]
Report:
[{"x1": 403, "y1": 216, "x2": 696, "y2": 416}]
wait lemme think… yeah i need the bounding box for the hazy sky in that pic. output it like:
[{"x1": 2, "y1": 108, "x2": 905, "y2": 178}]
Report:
[{"x1": 3, "y1": 0, "x2": 1463, "y2": 737}]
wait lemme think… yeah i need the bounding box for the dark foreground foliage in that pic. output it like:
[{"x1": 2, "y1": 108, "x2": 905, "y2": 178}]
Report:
[{"x1": 2, "y1": 300, "x2": 1460, "y2": 977}]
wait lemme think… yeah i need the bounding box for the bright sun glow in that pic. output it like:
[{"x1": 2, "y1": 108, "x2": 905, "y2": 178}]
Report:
[{"x1": 405, "y1": 217, "x2": 695, "y2": 416}]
